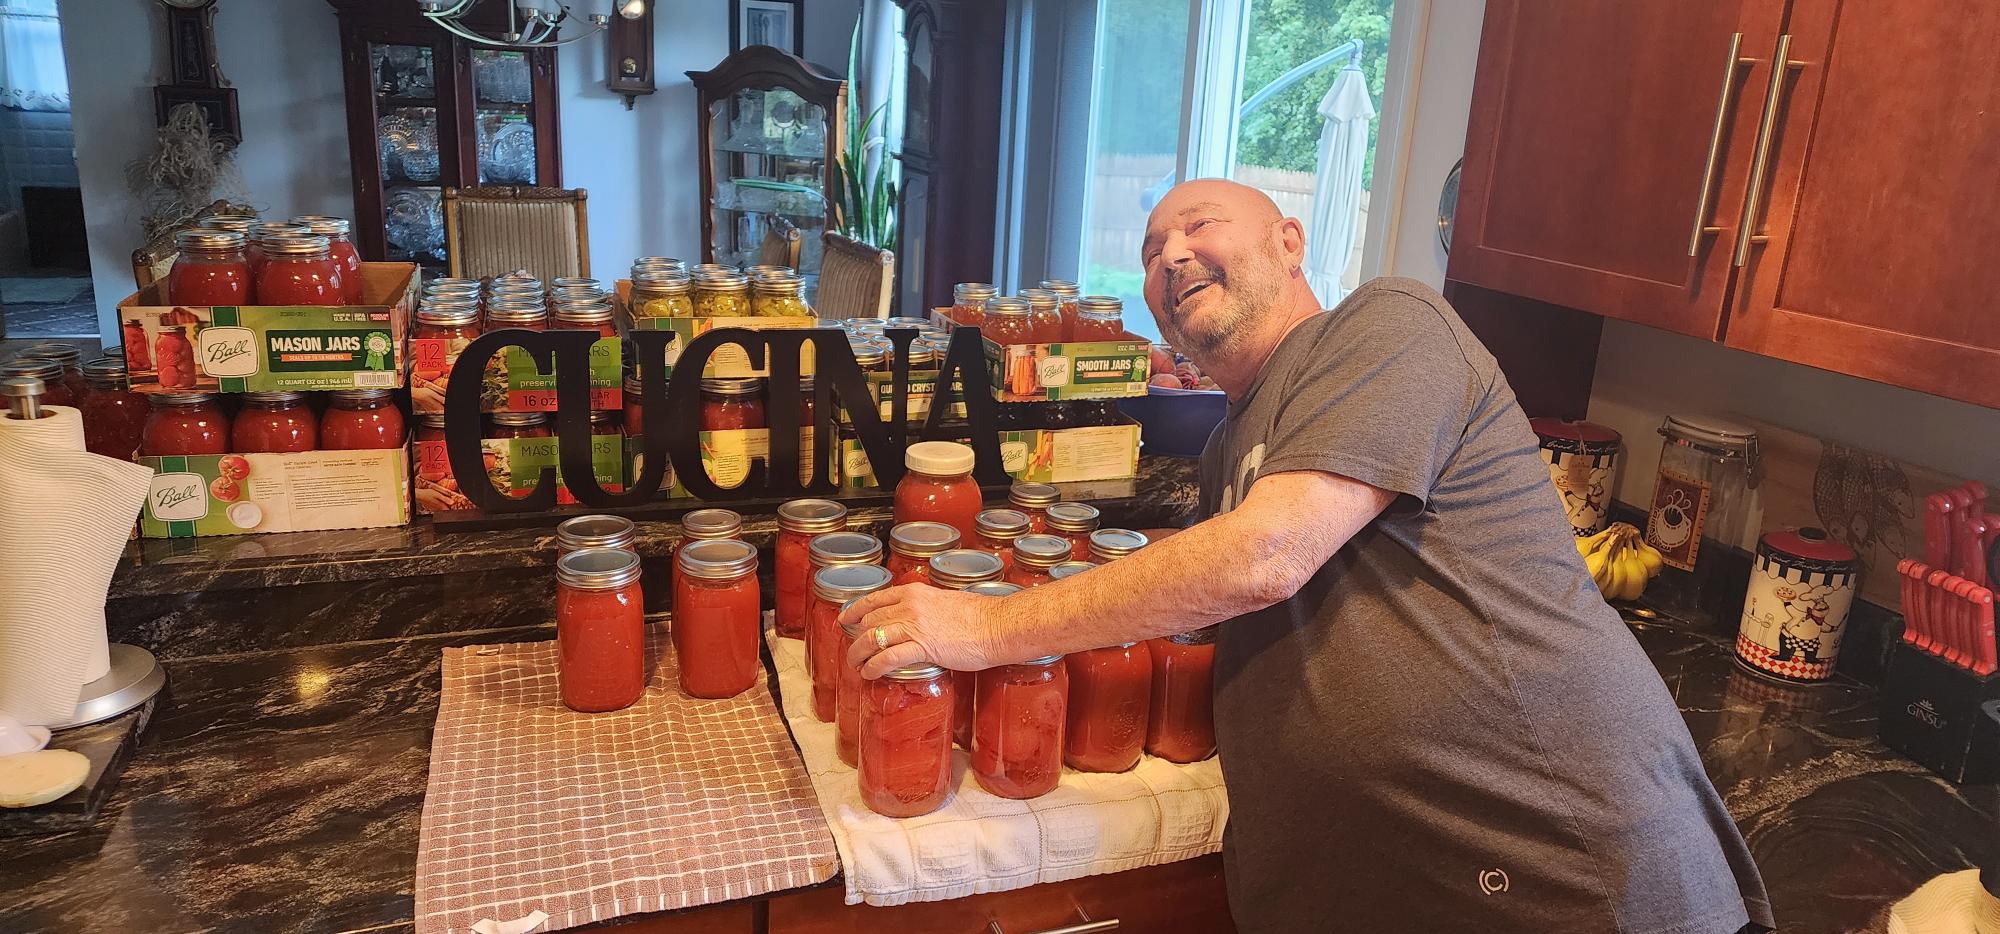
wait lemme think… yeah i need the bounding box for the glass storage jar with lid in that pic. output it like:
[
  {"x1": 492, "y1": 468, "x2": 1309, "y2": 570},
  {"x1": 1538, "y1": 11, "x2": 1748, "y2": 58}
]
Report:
[
  {"x1": 1643, "y1": 414, "x2": 1761, "y2": 623},
  {"x1": 631, "y1": 269, "x2": 694, "y2": 318},
  {"x1": 952, "y1": 282, "x2": 996, "y2": 326},
  {"x1": 692, "y1": 270, "x2": 751, "y2": 317},
  {"x1": 751, "y1": 270, "x2": 812, "y2": 317}
]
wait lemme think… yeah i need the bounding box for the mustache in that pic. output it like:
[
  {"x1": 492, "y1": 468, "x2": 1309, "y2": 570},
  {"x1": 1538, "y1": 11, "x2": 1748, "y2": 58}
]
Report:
[{"x1": 1165, "y1": 263, "x2": 1225, "y2": 308}]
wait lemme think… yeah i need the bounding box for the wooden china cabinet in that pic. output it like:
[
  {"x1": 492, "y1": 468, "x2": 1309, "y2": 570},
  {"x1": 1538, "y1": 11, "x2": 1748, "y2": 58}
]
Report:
[
  {"x1": 327, "y1": 0, "x2": 563, "y2": 272},
  {"x1": 1450, "y1": 0, "x2": 2000, "y2": 409}
]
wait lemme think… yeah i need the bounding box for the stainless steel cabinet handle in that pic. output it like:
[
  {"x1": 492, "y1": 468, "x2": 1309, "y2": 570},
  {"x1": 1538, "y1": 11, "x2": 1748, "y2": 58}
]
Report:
[
  {"x1": 1687, "y1": 32, "x2": 1753, "y2": 256},
  {"x1": 1733, "y1": 33, "x2": 1807, "y2": 267},
  {"x1": 986, "y1": 919, "x2": 1119, "y2": 934}
]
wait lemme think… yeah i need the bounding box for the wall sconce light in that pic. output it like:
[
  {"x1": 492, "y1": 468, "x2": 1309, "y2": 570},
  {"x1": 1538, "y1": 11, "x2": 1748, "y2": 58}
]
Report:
[{"x1": 607, "y1": 0, "x2": 653, "y2": 109}]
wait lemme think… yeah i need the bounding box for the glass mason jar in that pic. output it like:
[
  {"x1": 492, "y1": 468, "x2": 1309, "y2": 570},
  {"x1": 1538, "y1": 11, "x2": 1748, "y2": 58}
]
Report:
[
  {"x1": 320, "y1": 389, "x2": 405, "y2": 450},
  {"x1": 700, "y1": 377, "x2": 767, "y2": 431},
  {"x1": 79, "y1": 357, "x2": 148, "y2": 460},
  {"x1": 982, "y1": 296, "x2": 1035, "y2": 347},
  {"x1": 631, "y1": 256, "x2": 687, "y2": 279},
  {"x1": 952, "y1": 282, "x2": 996, "y2": 327},
  {"x1": 692, "y1": 270, "x2": 752, "y2": 317},
  {"x1": 972, "y1": 654, "x2": 1068, "y2": 799},
  {"x1": 1147, "y1": 627, "x2": 1217, "y2": 762},
  {"x1": 1065, "y1": 641, "x2": 1151, "y2": 773},
  {"x1": 556, "y1": 514, "x2": 638, "y2": 556},
  {"x1": 623, "y1": 373, "x2": 645, "y2": 437},
  {"x1": 0, "y1": 358, "x2": 69, "y2": 407},
  {"x1": 837, "y1": 614, "x2": 869, "y2": 767},
  {"x1": 1006, "y1": 534, "x2": 1073, "y2": 589},
  {"x1": 1088, "y1": 529, "x2": 1150, "y2": 564},
  {"x1": 232, "y1": 390, "x2": 318, "y2": 454},
  {"x1": 927, "y1": 549, "x2": 1006, "y2": 749},
  {"x1": 1039, "y1": 278, "x2": 1082, "y2": 341},
  {"x1": 140, "y1": 392, "x2": 229, "y2": 456},
  {"x1": 1072, "y1": 295, "x2": 1125, "y2": 342},
  {"x1": 775, "y1": 498, "x2": 850, "y2": 640},
  {"x1": 886, "y1": 521, "x2": 959, "y2": 585},
  {"x1": 1645, "y1": 414, "x2": 1761, "y2": 623},
  {"x1": 673, "y1": 538, "x2": 762, "y2": 699},
  {"x1": 973, "y1": 508, "x2": 1031, "y2": 571},
  {"x1": 894, "y1": 440, "x2": 982, "y2": 543},
  {"x1": 18, "y1": 343, "x2": 87, "y2": 402},
  {"x1": 811, "y1": 563, "x2": 892, "y2": 724},
  {"x1": 485, "y1": 411, "x2": 551, "y2": 441},
  {"x1": 291, "y1": 216, "x2": 364, "y2": 304},
  {"x1": 850, "y1": 339, "x2": 891, "y2": 374},
  {"x1": 1009, "y1": 481, "x2": 1060, "y2": 533},
  {"x1": 860, "y1": 662, "x2": 957, "y2": 818},
  {"x1": 246, "y1": 222, "x2": 307, "y2": 284},
  {"x1": 631, "y1": 269, "x2": 695, "y2": 318},
  {"x1": 751, "y1": 271, "x2": 813, "y2": 318},
  {"x1": 412, "y1": 413, "x2": 464, "y2": 512},
  {"x1": 1045, "y1": 502, "x2": 1102, "y2": 562},
  {"x1": 1049, "y1": 561, "x2": 1097, "y2": 581},
  {"x1": 554, "y1": 301, "x2": 619, "y2": 339},
  {"x1": 1019, "y1": 288, "x2": 1064, "y2": 344},
  {"x1": 673, "y1": 507, "x2": 744, "y2": 595},
  {"x1": 169, "y1": 229, "x2": 251, "y2": 306},
  {"x1": 555, "y1": 547, "x2": 647, "y2": 713},
  {"x1": 257, "y1": 234, "x2": 344, "y2": 306}
]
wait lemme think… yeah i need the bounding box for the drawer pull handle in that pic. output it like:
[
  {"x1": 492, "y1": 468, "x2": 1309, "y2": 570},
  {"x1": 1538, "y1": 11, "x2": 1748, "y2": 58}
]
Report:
[
  {"x1": 1733, "y1": 33, "x2": 1808, "y2": 267},
  {"x1": 1687, "y1": 32, "x2": 1754, "y2": 256}
]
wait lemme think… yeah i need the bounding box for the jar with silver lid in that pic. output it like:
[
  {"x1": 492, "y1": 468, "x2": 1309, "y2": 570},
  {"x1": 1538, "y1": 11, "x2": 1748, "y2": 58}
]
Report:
[
  {"x1": 1049, "y1": 561, "x2": 1097, "y2": 581},
  {"x1": 1088, "y1": 528, "x2": 1149, "y2": 563},
  {"x1": 927, "y1": 549, "x2": 1006, "y2": 590},
  {"x1": 1644, "y1": 414, "x2": 1761, "y2": 622},
  {"x1": 556, "y1": 514, "x2": 638, "y2": 555}
]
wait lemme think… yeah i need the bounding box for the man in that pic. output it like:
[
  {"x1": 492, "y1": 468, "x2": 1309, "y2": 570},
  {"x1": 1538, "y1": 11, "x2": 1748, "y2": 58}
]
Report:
[{"x1": 844, "y1": 179, "x2": 1773, "y2": 933}]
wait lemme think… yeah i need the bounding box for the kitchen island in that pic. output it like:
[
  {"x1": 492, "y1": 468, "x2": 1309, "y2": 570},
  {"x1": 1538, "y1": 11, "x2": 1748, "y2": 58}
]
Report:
[{"x1": 2, "y1": 457, "x2": 1993, "y2": 933}]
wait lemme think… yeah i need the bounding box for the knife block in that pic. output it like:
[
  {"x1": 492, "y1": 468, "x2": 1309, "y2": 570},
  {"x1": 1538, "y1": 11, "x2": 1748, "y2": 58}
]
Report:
[{"x1": 1879, "y1": 643, "x2": 2000, "y2": 783}]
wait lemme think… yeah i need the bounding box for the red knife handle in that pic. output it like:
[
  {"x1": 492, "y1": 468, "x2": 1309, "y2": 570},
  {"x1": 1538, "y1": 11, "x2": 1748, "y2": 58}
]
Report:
[
  {"x1": 1928, "y1": 569, "x2": 1961, "y2": 665},
  {"x1": 1898, "y1": 559, "x2": 1922, "y2": 646},
  {"x1": 1926, "y1": 495, "x2": 1955, "y2": 571},
  {"x1": 1908, "y1": 561, "x2": 1937, "y2": 653},
  {"x1": 1969, "y1": 585, "x2": 1996, "y2": 677},
  {"x1": 1965, "y1": 514, "x2": 1991, "y2": 588}
]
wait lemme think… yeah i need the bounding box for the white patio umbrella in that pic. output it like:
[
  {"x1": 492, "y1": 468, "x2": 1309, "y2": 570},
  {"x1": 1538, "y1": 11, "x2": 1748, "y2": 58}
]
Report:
[{"x1": 1303, "y1": 63, "x2": 1375, "y2": 304}]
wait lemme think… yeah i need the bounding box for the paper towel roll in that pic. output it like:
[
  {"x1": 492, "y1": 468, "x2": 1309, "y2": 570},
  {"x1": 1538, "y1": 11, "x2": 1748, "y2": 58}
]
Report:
[{"x1": 0, "y1": 405, "x2": 154, "y2": 727}]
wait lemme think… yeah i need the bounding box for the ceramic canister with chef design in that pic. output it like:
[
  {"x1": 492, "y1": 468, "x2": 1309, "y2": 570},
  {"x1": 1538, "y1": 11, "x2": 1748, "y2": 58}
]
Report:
[
  {"x1": 1530, "y1": 418, "x2": 1621, "y2": 537},
  {"x1": 1736, "y1": 527, "x2": 1858, "y2": 683}
]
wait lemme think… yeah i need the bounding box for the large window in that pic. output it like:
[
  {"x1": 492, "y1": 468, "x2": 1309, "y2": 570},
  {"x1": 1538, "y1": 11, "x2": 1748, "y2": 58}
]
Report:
[{"x1": 1050, "y1": 0, "x2": 1399, "y2": 341}]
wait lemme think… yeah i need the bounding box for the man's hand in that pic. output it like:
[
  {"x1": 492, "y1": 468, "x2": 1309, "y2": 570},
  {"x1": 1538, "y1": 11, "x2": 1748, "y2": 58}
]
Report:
[{"x1": 840, "y1": 583, "x2": 1004, "y2": 678}]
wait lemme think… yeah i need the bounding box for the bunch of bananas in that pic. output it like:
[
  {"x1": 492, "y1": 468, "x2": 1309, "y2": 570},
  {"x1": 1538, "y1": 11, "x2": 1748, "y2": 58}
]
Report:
[{"x1": 1578, "y1": 522, "x2": 1664, "y2": 602}]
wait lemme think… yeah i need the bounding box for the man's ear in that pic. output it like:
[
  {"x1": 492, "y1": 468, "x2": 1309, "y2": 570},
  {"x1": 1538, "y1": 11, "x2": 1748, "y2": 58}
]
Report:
[{"x1": 1277, "y1": 217, "x2": 1308, "y2": 268}]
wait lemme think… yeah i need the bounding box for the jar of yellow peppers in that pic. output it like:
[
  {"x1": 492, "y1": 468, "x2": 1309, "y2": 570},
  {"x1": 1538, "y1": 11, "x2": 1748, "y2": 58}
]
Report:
[
  {"x1": 693, "y1": 270, "x2": 752, "y2": 317},
  {"x1": 630, "y1": 269, "x2": 693, "y2": 318},
  {"x1": 751, "y1": 270, "x2": 813, "y2": 318}
]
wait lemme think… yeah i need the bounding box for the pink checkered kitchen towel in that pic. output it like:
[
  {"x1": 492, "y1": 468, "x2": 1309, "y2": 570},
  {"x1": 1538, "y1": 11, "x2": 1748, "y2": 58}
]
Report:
[{"x1": 415, "y1": 628, "x2": 837, "y2": 934}]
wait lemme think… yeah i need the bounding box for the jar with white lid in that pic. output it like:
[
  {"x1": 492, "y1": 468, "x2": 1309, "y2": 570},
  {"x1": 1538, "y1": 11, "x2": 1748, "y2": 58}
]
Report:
[{"x1": 1644, "y1": 414, "x2": 1761, "y2": 622}]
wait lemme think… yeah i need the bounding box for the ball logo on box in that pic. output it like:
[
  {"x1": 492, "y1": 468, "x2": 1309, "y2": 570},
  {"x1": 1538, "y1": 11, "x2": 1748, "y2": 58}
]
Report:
[
  {"x1": 197, "y1": 326, "x2": 260, "y2": 378},
  {"x1": 149, "y1": 473, "x2": 211, "y2": 522}
]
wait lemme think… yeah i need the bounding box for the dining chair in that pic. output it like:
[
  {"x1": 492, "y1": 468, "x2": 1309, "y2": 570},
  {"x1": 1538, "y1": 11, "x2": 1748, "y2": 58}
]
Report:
[
  {"x1": 758, "y1": 215, "x2": 803, "y2": 271},
  {"x1": 442, "y1": 186, "x2": 590, "y2": 281},
  {"x1": 815, "y1": 232, "x2": 894, "y2": 319}
]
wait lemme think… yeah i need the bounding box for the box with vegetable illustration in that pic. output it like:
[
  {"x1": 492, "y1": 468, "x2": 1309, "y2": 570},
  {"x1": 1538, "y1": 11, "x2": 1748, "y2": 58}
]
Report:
[
  {"x1": 833, "y1": 368, "x2": 968, "y2": 425},
  {"x1": 137, "y1": 449, "x2": 410, "y2": 538},
  {"x1": 664, "y1": 427, "x2": 828, "y2": 498},
  {"x1": 117, "y1": 264, "x2": 414, "y2": 395},
  {"x1": 615, "y1": 281, "x2": 818, "y2": 379},
  {"x1": 927, "y1": 308, "x2": 1150, "y2": 402},
  {"x1": 416, "y1": 430, "x2": 628, "y2": 514},
  {"x1": 837, "y1": 420, "x2": 1141, "y2": 490}
]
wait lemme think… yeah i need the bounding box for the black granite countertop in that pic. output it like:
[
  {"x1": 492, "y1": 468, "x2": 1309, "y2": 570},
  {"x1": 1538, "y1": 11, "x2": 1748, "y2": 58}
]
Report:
[{"x1": 8, "y1": 458, "x2": 1994, "y2": 933}]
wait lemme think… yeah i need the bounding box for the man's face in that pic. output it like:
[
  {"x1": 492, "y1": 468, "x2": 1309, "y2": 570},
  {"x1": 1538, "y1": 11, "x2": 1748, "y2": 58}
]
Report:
[{"x1": 1140, "y1": 187, "x2": 1291, "y2": 357}]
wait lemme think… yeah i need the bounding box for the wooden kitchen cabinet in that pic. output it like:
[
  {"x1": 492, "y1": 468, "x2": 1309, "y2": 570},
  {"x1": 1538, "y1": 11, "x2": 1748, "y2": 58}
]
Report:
[
  {"x1": 1449, "y1": 0, "x2": 1784, "y2": 339},
  {"x1": 1721, "y1": 0, "x2": 2000, "y2": 408}
]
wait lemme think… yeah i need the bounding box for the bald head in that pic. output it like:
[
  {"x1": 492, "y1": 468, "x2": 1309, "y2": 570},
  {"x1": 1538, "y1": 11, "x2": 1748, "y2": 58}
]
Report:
[{"x1": 1138, "y1": 179, "x2": 1320, "y2": 392}]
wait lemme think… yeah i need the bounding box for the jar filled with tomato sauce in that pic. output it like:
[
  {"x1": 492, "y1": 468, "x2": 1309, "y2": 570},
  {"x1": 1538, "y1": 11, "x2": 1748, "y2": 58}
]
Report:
[
  {"x1": 485, "y1": 303, "x2": 549, "y2": 331},
  {"x1": 860, "y1": 661, "x2": 957, "y2": 818},
  {"x1": 292, "y1": 216, "x2": 364, "y2": 304},
  {"x1": 700, "y1": 378, "x2": 766, "y2": 431},
  {"x1": 487, "y1": 411, "x2": 551, "y2": 440},
  {"x1": 554, "y1": 547, "x2": 648, "y2": 712},
  {"x1": 673, "y1": 538, "x2": 762, "y2": 699},
  {"x1": 1005, "y1": 534, "x2": 1072, "y2": 589},
  {"x1": 972, "y1": 509, "x2": 1031, "y2": 572},
  {"x1": 775, "y1": 498, "x2": 849, "y2": 640},
  {"x1": 973, "y1": 654, "x2": 1067, "y2": 799},
  {"x1": 79, "y1": 357, "x2": 148, "y2": 460},
  {"x1": 169, "y1": 229, "x2": 252, "y2": 306},
  {"x1": 804, "y1": 531, "x2": 884, "y2": 711},
  {"x1": 1008, "y1": 481, "x2": 1059, "y2": 533},
  {"x1": 0, "y1": 358, "x2": 72, "y2": 407},
  {"x1": 951, "y1": 282, "x2": 995, "y2": 327},
  {"x1": 886, "y1": 521, "x2": 959, "y2": 585},
  {"x1": 232, "y1": 391, "x2": 318, "y2": 453},
  {"x1": 1039, "y1": 279, "x2": 1081, "y2": 341},
  {"x1": 321, "y1": 389, "x2": 405, "y2": 450},
  {"x1": 1147, "y1": 627, "x2": 1217, "y2": 763},
  {"x1": 673, "y1": 507, "x2": 743, "y2": 595},
  {"x1": 926, "y1": 548, "x2": 1006, "y2": 748},
  {"x1": 140, "y1": 392, "x2": 229, "y2": 456},
  {"x1": 246, "y1": 221, "x2": 305, "y2": 282},
  {"x1": 554, "y1": 301, "x2": 619, "y2": 339},
  {"x1": 1044, "y1": 502, "x2": 1101, "y2": 562},
  {"x1": 556, "y1": 514, "x2": 638, "y2": 556},
  {"x1": 1072, "y1": 295, "x2": 1126, "y2": 342},
  {"x1": 894, "y1": 440, "x2": 982, "y2": 542},
  {"x1": 622, "y1": 373, "x2": 646, "y2": 437},
  {"x1": 257, "y1": 234, "x2": 345, "y2": 306},
  {"x1": 1088, "y1": 528, "x2": 1149, "y2": 564},
  {"x1": 412, "y1": 302, "x2": 480, "y2": 399},
  {"x1": 1019, "y1": 288, "x2": 1064, "y2": 344},
  {"x1": 1065, "y1": 641, "x2": 1151, "y2": 773},
  {"x1": 1049, "y1": 561, "x2": 1096, "y2": 581},
  {"x1": 810, "y1": 562, "x2": 891, "y2": 726},
  {"x1": 20, "y1": 345, "x2": 86, "y2": 402},
  {"x1": 981, "y1": 296, "x2": 1034, "y2": 347}
]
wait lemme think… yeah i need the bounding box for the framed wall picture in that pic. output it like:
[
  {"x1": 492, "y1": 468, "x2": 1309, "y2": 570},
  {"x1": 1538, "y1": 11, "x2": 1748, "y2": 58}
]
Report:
[
  {"x1": 731, "y1": 0, "x2": 802, "y2": 55},
  {"x1": 154, "y1": 84, "x2": 241, "y2": 144}
]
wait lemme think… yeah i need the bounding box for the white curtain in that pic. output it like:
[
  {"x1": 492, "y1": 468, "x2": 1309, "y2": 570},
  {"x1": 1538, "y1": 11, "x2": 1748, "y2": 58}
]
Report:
[
  {"x1": 0, "y1": 1, "x2": 68, "y2": 112},
  {"x1": 1303, "y1": 64, "x2": 1373, "y2": 304}
]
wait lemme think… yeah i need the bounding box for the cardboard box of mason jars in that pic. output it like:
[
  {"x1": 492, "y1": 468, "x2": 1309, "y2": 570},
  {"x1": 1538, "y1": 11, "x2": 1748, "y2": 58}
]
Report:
[
  {"x1": 613, "y1": 280, "x2": 818, "y2": 378},
  {"x1": 837, "y1": 421, "x2": 1142, "y2": 490},
  {"x1": 138, "y1": 447, "x2": 411, "y2": 538},
  {"x1": 928, "y1": 307, "x2": 1152, "y2": 402},
  {"x1": 414, "y1": 428, "x2": 626, "y2": 515},
  {"x1": 116, "y1": 263, "x2": 415, "y2": 395}
]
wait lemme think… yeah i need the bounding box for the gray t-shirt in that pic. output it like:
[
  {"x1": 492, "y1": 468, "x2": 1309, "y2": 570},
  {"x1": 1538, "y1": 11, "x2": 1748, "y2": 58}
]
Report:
[{"x1": 1199, "y1": 278, "x2": 1773, "y2": 934}]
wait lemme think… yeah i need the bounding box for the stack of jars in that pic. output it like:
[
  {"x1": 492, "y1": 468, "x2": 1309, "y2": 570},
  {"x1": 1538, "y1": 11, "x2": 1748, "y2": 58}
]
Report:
[
  {"x1": 134, "y1": 388, "x2": 408, "y2": 459},
  {"x1": 946, "y1": 278, "x2": 1125, "y2": 347},
  {"x1": 168, "y1": 213, "x2": 363, "y2": 306},
  {"x1": 0, "y1": 344, "x2": 147, "y2": 459}
]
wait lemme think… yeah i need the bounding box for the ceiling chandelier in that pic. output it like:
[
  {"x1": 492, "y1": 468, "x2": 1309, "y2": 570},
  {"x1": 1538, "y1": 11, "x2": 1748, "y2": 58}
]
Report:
[{"x1": 417, "y1": 0, "x2": 646, "y2": 48}]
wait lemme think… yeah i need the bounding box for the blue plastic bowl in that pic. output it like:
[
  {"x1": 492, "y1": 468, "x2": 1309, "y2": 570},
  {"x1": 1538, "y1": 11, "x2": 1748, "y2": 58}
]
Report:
[{"x1": 1118, "y1": 386, "x2": 1228, "y2": 458}]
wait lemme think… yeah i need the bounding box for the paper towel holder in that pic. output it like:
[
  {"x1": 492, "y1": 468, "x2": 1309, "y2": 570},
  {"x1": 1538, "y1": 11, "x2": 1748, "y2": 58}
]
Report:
[{"x1": 3, "y1": 376, "x2": 169, "y2": 729}]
